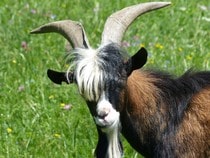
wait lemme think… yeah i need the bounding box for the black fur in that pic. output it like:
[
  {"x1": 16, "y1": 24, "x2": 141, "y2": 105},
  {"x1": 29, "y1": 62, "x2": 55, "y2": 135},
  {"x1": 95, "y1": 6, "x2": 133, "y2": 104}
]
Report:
[
  {"x1": 98, "y1": 43, "x2": 128, "y2": 81},
  {"x1": 154, "y1": 70, "x2": 210, "y2": 157},
  {"x1": 126, "y1": 47, "x2": 148, "y2": 76},
  {"x1": 95, "y1": 128, "x2": 110, "y2": 158},
  {"x1": 47, "y1": 69, "x2": 74, "y2": 84},
  {"x1": 122, "y1": 69, "x2": 210, "y2": 157},
  {"x1": 47, "y1": 43, "x2": 210, "y2": 157},
  {"x1": 97, "y1": 44, "x2": 147, "y2": 110},
  {"x1": 153, "y1": 69, "x2": 210, "y2": 127}
]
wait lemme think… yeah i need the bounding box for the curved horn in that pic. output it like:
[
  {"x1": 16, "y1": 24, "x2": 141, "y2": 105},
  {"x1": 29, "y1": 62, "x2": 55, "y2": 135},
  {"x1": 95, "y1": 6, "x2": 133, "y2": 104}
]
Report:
[
  {"x1": 30, "y1": 20, "x2": 90, "y2": 49},
  {"x1": 101, "y1": 2, "x2": 171, "y2": 45}
]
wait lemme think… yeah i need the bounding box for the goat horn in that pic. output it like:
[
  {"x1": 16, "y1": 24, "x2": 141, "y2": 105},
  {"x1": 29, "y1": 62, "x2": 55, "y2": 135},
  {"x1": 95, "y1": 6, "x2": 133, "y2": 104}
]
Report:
[
  {"x1": 101, "y1": 2, "x2": 171, "y2": 45},
  {"x1": 30, "y1": 20, "x2": 90, "y2": 49}
]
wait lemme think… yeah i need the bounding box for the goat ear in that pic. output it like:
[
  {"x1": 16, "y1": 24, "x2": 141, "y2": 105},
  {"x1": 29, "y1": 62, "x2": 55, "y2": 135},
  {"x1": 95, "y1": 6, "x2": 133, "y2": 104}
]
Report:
[
  {"x1": 47, "y1": 69, "x2": 74, "y2": 85},
  {"x1": 126, "y1": 47, "x2": 148, "y2": 76}
]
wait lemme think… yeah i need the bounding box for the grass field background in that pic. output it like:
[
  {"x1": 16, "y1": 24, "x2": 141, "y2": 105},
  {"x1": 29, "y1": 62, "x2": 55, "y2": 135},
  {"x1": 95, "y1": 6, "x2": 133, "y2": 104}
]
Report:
[{"x1": 0, "y1": 0, "x2": 209, "y2": 157}]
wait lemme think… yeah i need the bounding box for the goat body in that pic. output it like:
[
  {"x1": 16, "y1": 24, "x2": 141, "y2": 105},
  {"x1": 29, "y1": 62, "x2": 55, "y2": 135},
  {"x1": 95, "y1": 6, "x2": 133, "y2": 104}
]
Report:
[
  {"x1": 31, "y1": 1, "x2": 210, "y2": 158},
  {"x1": 120, "y1": 70, "x2": 210, "y2": 157}
]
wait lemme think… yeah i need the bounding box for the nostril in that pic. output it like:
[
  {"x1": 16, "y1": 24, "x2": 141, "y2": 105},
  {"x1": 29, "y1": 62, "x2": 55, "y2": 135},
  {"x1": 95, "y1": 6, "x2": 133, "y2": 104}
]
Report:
[{"x1": 98, "y1": 111, "x2": 108, "y2": 119}]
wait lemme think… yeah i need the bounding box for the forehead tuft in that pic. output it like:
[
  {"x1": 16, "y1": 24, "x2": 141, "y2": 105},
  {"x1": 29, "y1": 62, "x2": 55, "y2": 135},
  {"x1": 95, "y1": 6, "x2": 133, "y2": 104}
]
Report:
[{"x1": 73, "y1": 43, "x2": 127, "y2": 101}]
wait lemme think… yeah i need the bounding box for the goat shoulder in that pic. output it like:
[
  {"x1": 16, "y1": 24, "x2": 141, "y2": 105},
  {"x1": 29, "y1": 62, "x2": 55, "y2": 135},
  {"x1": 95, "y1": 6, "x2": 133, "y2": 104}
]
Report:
[{"x1": 120, "y1": 70, "x2": 210, "y2": 157}]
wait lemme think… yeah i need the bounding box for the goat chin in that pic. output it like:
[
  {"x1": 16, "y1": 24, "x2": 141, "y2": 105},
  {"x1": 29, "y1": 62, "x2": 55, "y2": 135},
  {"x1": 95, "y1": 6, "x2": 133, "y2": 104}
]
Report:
[{"x1": 101, "y1": 117, "x2": 122, "y2": 158}]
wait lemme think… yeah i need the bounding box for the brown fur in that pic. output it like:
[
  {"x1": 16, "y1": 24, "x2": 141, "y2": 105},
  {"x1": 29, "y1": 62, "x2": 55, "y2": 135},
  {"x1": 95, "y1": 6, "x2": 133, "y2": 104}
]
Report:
[{"x1": 120, "y1": 70, "x2": 210, "y2": 157}]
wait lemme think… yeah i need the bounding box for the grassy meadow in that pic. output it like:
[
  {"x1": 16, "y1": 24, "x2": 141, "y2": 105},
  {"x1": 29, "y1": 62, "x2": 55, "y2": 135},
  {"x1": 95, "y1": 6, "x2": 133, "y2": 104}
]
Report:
[{"x1": 0, "y1": 0, "x2": 209, "y2": 157}]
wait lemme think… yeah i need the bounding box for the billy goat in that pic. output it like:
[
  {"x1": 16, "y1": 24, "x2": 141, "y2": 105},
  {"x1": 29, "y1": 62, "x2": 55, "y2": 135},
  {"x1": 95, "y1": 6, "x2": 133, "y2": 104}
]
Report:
[{"x1": 31, "y1": 2, "x2": 210, "y2": 158}]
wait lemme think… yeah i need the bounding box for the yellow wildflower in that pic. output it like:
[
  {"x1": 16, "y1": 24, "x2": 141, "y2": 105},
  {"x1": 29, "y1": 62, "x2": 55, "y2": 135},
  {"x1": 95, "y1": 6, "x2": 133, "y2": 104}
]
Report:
[
  {"x1": 186, "y1": 55, "x2": 192, "y2": 60},
  {"x1": 12, "y1": 59, "x2": 17, "y2": 64},
  {"x1": 155, "y1": 43, "x2": 164, "y2": 49},
  {"x1": 178, "y1": 47, "x2": 183, "y2": 52},
  {"x1": 140, "y1": 43, "x2": 145, "y2": 48},
  {"x1": 48, "y1": 95, "x2": 54, "y2": 99},
  {"x1": 60, "y1": 103, "x2": 65, "y2": 107},
  {"x1": 7, "y1": 128, "x2": 12, "y2": 134},
  {"x1": 54, "y1": 133, "x2": 61, "y2": 138}
]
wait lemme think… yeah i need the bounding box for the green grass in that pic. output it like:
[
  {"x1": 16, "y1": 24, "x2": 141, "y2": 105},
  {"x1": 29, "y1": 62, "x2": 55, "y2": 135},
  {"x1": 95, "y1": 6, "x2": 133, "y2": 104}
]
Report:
[{"x1": 0, "y1": 0, "x2": 209, "y2": 157}]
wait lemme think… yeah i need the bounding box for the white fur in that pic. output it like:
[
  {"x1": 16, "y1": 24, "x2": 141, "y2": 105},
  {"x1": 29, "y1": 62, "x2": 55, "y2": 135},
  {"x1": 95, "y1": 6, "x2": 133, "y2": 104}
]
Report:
[
  {"x1": 73, "y1": 48, "x2": 105, "y2": 101},
  {"x1": 71, "y1": 48, "x2": 122, "y2": 157},
  {"x1": 106, "y1": 127, "x2": 122, "y2": 158},
  {"x1": 95, "y1": 92, "x2": 120, "y2": 128},
  {"x1": 95, "y1": 92, "x2": 122, "y2": 158}
]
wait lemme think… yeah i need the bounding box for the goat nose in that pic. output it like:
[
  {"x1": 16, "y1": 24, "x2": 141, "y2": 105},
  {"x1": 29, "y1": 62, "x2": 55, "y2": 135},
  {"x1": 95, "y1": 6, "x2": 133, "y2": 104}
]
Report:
[{"x1": 97, "y1": 111, "x2": 109, "y2": 119}]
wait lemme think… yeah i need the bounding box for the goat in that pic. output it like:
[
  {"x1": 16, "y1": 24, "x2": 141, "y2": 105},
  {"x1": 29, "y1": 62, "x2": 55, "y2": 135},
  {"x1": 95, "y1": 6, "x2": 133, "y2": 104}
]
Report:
[{"x1": 31, "y1": 2, "x2": 210, "y2": 158}]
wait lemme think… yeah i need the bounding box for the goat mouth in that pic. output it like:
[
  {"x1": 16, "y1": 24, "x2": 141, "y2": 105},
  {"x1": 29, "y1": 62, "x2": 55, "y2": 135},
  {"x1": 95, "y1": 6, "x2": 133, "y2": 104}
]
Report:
[
  {"x1": 94, "y1": 109, "x2": 120, "y2": 130},
  {"x1": 95, "y1": 118, "x2": 113, "y2": 128},
  {"x1": 95, "y1": 117, "x2": 119, "y2": 131},
  {"x1": 98, "y1": 125, "x2": 109, "y2": 129},
  {"x1": 97, "y1": 121, "x2": 114, "y2": 129}
]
